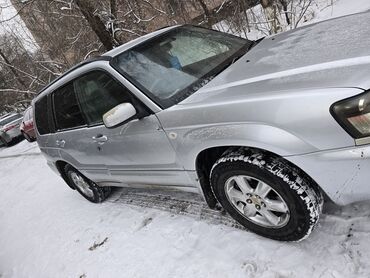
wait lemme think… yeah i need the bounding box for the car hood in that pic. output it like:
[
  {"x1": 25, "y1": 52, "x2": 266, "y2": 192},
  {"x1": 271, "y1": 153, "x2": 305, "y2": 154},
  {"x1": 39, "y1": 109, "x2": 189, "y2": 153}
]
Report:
[{"x1": 180, "y1": 12, "x2": 370, "y2": 105}]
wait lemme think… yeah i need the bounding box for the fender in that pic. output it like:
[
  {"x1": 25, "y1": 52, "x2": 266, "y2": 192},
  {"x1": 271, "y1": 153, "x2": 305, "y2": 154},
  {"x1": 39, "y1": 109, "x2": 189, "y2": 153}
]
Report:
[{"x1": 165, "y1": 123, "x2": 318, "y2": 170}]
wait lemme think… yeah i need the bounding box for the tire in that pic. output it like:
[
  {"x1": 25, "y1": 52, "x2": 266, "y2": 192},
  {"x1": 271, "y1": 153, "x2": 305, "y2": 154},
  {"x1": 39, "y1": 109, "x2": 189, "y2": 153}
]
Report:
[
  {"x1": 0, "y1": 136, "x2": 9, "y2": 147},
  {"x1": 22, "y1": 131, "x2": 32, "y2": 142},
  {"x1": 64, "y1": 165, "x2": 112, "y2": 203},
  {"x1": 210, "y1": 148, "x2": 323, "y2": 241}
]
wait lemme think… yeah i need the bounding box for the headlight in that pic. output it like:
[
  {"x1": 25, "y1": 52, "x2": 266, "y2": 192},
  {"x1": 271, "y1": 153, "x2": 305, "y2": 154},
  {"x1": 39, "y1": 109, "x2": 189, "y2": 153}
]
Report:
[{"x1": 331, "y1": 90, "x2": 370, "y2": 142}]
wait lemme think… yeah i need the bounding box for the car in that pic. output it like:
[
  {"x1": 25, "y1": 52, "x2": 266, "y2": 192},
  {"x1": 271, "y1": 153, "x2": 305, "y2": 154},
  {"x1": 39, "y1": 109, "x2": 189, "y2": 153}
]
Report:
[
  {"x1": 20, "y1": 107, "x2": 36, "y2": 142},
  {"x1": 0, "y1": 113, "x2": 24, "y2": 147},
  {"x1": 33, "y1": 12, "x2": 370, "y2": 241}
]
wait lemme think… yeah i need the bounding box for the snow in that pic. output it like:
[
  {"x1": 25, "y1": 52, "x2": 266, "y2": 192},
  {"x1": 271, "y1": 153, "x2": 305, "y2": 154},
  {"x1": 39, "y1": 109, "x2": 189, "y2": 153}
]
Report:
[
  {"x1": 1, "y1": 141, "x2": 370, "y2": 277},
  {"x1": 2, "y1": 1, "x2": 370, "y2": 277},
  {"x1": 214, "y1": 0, "x2": 370, "y2": 40},
  {"x1": 309, "y1": 0, "x2": 370, "y2": 23}
]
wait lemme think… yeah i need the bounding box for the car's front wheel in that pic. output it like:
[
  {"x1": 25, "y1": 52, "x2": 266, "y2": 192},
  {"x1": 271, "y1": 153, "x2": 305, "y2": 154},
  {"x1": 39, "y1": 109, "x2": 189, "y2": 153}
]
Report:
[
  {"x1": 210, "y1": 148, "x2": 323, "y2": 241},
  {"x1": 0, "y1": 136, "x2": 9, "y2": 147},
  {"x1": 22, "y1": 131, "x2": 32, "y2": 142},
  {"x1": 64, "y1": 165, "x2": 112, "y2": 203}
]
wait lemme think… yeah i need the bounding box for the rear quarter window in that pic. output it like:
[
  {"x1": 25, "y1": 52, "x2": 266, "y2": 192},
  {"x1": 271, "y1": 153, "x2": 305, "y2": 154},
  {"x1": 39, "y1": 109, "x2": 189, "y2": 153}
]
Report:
[{"x1": 34, "y1": 96, "x2": 52, "y2": 135}]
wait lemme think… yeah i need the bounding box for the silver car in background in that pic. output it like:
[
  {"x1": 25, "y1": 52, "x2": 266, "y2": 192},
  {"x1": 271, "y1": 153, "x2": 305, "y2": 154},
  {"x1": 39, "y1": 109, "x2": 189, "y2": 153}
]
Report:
[
  {"x1": 33, "y1": 12, "x2": 370, "y2": 241},
  {"x1": 0, "y1": 113, "x2": 23, "y2": 147}
]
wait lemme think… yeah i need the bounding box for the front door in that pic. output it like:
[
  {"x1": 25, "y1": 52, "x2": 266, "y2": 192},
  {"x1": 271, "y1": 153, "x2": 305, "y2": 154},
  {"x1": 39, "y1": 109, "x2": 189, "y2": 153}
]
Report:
[{"x1": 52, "y1": 70, "x2": 183, "y2": 187}]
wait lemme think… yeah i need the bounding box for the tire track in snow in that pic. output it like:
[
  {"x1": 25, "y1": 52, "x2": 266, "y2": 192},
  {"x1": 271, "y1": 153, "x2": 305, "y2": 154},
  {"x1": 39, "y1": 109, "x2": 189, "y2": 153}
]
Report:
[
  {"x1": 107, "y1": 188, "x2": 245, "y2": 230},
  {"x1": 0, "y1": 152, "x2": 41, "y2": 159}
]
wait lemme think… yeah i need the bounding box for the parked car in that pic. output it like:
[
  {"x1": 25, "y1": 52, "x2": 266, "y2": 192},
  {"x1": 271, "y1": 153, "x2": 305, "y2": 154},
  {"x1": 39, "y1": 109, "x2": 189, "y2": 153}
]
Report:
[
  {"x1": 20, "y1": 107, "x2": 36, "y2": 142},
  {"x1": 0, "y1": 113, "x2": 23, "y2": 147},
  {"x1": 33, "y1": 12, "x2": 370, "y2": 241}
]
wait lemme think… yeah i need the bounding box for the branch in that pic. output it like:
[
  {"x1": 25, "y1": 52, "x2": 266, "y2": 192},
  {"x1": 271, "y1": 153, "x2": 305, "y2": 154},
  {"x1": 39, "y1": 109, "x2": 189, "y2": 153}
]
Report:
[
  {"x1": 0, "y1": 0, "x2": 35, "y2": 23},
  {"x1": 0, "y1": 89, "x2": 37, "y2": 95},
  {"x1": 0, "y1": 59, "x2": 45, "y2": 85}
]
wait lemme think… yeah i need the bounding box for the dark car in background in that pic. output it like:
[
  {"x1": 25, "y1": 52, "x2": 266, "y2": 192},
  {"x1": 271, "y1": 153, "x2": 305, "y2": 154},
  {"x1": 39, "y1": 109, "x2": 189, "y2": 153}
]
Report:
[
  {"x1": 20, "y1": 107, "x2": 36, "y2": 142},
  {"x1": 0, "y1": 113, "x2": 23, "y2": 147}
]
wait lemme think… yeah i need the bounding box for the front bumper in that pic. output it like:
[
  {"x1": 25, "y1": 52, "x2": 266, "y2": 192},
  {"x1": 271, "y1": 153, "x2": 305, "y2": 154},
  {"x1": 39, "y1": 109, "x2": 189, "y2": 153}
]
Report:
[{"x1": 287, "y1": 144, "x2": 370, "y2": 205}]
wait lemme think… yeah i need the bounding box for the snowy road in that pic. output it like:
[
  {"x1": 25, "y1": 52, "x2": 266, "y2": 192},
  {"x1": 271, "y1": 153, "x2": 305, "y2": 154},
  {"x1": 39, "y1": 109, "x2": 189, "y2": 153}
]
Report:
[{"x1": 1, "y1": 141, "x2": 370, "y2": 278}]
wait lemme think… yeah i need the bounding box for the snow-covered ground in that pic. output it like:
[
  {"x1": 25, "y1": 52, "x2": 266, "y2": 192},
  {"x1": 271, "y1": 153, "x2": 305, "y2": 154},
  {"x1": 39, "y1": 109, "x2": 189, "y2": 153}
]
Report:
[
  {"x1": 215, "y1": 0, "x2": 370, "y2": 40},
  {"x1": 1, "y1": 141, "x2": 370, "y2": 278},
  {"x1": 2, "y1": 1, "x2": 370, "y2": 277}
]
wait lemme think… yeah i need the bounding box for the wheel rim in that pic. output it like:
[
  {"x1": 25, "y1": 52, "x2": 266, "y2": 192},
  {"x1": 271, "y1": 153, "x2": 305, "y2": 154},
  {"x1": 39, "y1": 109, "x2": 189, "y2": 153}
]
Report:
[
  {"x1": 224, "y1": 175, "x2": 290, "y2": 228},
  {"x1": 70, "y1": 172, "x2": 94, "y2": 198}
]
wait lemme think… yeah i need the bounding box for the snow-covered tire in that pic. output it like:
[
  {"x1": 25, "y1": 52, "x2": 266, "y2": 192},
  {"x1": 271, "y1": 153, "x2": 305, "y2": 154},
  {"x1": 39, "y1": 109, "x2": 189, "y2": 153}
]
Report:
[
  {"x1": 64, "y1": 165, "x2": 111, "y2": 203},
  {"x1": 210, "y1": 148, "x2": 323, "y2": 241},
  {"x1": 22, "y1": 131, "x2": 32, "y2": 142},
  {"x1": 0, "y1": 136, "x2": 9, "y2": 147}
]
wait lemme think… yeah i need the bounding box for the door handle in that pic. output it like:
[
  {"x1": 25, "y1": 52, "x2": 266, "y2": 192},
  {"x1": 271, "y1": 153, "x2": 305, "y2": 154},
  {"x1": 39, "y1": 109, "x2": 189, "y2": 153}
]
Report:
[
  {"x1": 56, "y1": 139, "x2": 66, "y2": 148},
  {"x1": 92, "y1": 134, "x2": 108, "y2": 145}
]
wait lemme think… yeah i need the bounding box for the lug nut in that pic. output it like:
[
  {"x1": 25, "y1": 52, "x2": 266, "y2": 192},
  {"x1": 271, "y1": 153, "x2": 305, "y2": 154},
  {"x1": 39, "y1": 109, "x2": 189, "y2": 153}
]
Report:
[
  {"x1": 246, "y1": 199, "x2": 252, "y2": 204},
  {"x1": 255, "y1": 205, "x2": 261, "y2": 210}
]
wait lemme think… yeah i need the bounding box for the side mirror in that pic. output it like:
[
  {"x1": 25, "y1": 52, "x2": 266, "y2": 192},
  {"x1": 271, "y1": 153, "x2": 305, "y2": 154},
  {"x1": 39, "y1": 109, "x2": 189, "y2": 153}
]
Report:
[{"x1": 103, "y1": 103, "x2": 137, "y2": 128}]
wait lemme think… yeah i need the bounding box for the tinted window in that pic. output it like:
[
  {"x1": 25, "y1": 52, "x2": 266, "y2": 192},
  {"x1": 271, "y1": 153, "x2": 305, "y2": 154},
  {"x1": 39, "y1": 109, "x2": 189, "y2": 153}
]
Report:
[
  {"x1": 0, "y1": 114, "x2": 21, "y2": 125},
  {"x1": 74, "y1": 71, "x2": 132, "y2": 125},
  {"x1": 35, "y1": 97, "x2": 52, "y2": 134},
  {"x1": 53, "y1": 83, "x2": 85, "y2": 130}
]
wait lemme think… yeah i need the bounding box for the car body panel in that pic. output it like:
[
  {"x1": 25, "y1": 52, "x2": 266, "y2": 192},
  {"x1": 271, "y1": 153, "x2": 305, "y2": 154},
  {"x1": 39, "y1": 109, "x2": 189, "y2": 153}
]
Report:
[
  {"x1": 192, "y1": 12, "x2": 370, "y2": 96},
  {"x1": 20, "y1": 107, "x2": 36, "y2": 140},
  {"x1": 287, "y1": 144, "x2": 370, "y2": 205},
  {"x1": 33, "y1": 12, "x2": 370, "y2": 206},
  {"x1": 161, "y1": 88, "x2": 361, "y2": 163}
]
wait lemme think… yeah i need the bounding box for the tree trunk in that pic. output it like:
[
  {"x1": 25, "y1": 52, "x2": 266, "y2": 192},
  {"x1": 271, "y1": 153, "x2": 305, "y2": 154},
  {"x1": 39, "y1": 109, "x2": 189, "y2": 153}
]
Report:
[
  {"x1": 194, "y1": 0, "x2": 214, "y2": 28},
  {"x1": 75, "y1": 0, "x2": 115, "y2": 51},
  {"x1": 260, "y1": 0, "x2": 282, "y2": 34},
  {"x1": 110, "y1": 0, "x2": 117, "y2": 19},
  {"x1": 279, "y1": 0, "x2": 290, "y2": 25},
  {"x1": 0, "y1": 49, "x2": 27, "y2": 89}
]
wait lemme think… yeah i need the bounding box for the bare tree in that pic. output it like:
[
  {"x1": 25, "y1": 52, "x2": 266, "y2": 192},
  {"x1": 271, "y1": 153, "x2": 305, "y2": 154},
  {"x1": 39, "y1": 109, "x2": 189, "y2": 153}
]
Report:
[{"x1": 75, "y1": 0, "x2": 116, "y2": 51}]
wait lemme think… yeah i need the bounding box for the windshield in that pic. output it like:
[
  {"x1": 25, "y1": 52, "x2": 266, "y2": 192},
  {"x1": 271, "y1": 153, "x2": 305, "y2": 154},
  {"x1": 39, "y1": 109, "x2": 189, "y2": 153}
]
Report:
[{"x1": 112, "y1": 26, "x2": 251, "y2": 108}]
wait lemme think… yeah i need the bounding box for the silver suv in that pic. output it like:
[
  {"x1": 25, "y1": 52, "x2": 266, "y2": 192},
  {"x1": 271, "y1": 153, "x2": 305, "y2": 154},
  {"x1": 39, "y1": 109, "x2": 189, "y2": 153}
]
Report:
[{"x1": 33, "y1": 13, "x2": 370, "y2": 241}]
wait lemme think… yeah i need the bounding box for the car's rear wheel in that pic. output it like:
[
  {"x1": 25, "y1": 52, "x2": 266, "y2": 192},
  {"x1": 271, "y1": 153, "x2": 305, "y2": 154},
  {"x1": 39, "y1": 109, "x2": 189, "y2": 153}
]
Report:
[
  {"x1": 64, "y1": 165, "x2": 112, "y2": 203},
  {"x1": 210, "y1": 148, "x2": 323, "y2": 241}
]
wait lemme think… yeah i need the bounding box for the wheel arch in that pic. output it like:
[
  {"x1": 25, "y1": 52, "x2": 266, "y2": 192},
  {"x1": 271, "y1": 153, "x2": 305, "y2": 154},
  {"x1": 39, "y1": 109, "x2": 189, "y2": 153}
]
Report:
[
  {"x1": 55, "y1": 160, "x2": 76, "y2": 190},
  {"x1": 195, "y1": 145, "x2": 331, "y2": 208}
]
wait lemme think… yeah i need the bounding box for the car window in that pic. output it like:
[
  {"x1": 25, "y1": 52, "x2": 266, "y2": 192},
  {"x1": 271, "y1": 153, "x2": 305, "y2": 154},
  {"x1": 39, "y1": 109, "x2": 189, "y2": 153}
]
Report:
[
  {"x1": 0, "y1": 114, "x2": 21, "y2": 125},
  {"x1": 35, "y1": 97, "x2": 52, "y2": 135},
  {"x1": 53, "y1": 83, "x2": 86, "y2": 130},
  {"x1": 170, "y1": 34, "x2": 230, "y2": 67},
  {"x1": 74, "y1": 71, "x2": 132, "y2": 125},
  {"x1": 113, "y1": 26, "x2": 249, "y2": 108}
]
